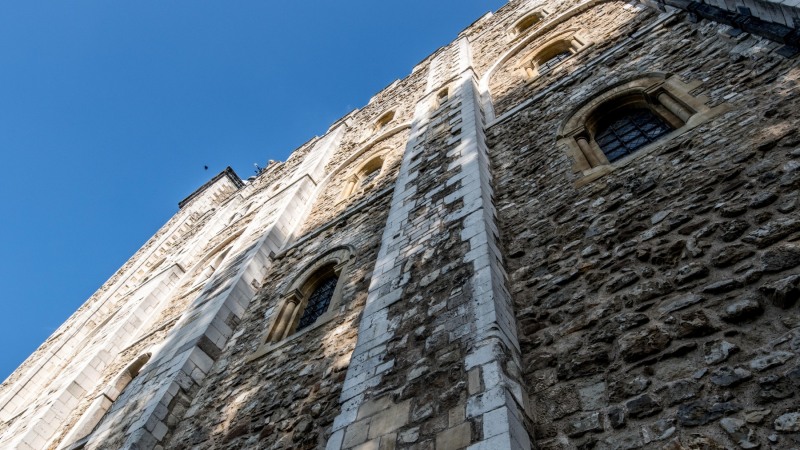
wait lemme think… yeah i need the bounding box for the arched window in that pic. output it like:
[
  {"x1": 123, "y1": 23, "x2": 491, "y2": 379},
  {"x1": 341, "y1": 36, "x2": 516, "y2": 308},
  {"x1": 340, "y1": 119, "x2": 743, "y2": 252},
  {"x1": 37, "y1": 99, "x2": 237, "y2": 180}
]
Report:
[
  {"x1": 374, "y1": 111, "x2": 395, "y2": 133},
  {"x1": 342, "y1": 154, "x2": 386, "y2": 199},
  {"x1": 509, "y1": 10, "x2": 547, "y2": 37},
  {"x1": 60, "y1": 354, "x2": 152, "y2": 449},
  {"x1": 296, "y1": 270, "x2": 338, "y2": 331},
  {"x1": 258, "y1": 248, "x2": 354, "y2": 347},
  {"x1": 558, "y1": 74, "x2": 723, "y2": 185},
  {"x1": 523, "y1": 32, "x2": 588, "y2": 78}
]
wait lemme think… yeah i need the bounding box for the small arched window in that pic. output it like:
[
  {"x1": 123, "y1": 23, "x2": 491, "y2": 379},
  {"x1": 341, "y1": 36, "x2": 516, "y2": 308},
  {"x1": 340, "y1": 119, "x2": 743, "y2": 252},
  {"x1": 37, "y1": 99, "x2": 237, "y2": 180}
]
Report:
[
  {"x1": 342, "y1": 154, "x2": 385, "y2": 199},
  {"x1": 523, "y1": 33, "x2": 587, "y2": 78},
  {"x1": 558, "y1": 74, "x2": 722, "y2": 185},
  {"x1": 261, "y1": 248, "x2": 353, "y2": 345},
  {"x1": 296, "y1": 271, "x2": 338, "y2": 331},
  {"x1": 374, "y1": 111, "x2": 395, "y2": 133},
  {"x1": 510, "y1": 10, "x2": 547, "y2": 37}
]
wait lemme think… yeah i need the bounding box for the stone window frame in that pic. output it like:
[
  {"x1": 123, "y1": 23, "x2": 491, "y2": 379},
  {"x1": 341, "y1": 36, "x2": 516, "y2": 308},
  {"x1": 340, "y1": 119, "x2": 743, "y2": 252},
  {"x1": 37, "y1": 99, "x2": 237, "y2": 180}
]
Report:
[
  {"x1": 558, "y1": 74, "x2": 726, "y2": 186},
  {"x1": 249, "y1": 246, "x2": 355, "y2": 360},
  {"x1": 508, "y1": 8, "x2": 549, "y2": 38},
  {"x1": 339, "y1": 149, "x2": 389, "y2": 202},
  {"x1": 373, "y1": 110, "x2": 396, "y2": 134},
  {"x1": 519, "y1": 29, "x2": 591, "y2": 78}
]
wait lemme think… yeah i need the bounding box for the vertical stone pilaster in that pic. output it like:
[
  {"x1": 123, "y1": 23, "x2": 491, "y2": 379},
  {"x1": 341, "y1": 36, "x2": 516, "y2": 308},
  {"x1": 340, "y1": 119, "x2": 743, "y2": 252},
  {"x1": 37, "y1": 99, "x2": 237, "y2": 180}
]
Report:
[{"x1": 328, "y1": 38, "x2": 530, "y2": 450}]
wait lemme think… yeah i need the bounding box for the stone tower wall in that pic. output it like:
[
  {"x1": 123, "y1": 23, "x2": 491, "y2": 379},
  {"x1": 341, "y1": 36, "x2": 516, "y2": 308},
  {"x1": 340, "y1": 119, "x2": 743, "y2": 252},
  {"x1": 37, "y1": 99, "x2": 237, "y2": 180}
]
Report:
[{"x1": 1, "y1": 0, "x2": 799, "y2": 449}]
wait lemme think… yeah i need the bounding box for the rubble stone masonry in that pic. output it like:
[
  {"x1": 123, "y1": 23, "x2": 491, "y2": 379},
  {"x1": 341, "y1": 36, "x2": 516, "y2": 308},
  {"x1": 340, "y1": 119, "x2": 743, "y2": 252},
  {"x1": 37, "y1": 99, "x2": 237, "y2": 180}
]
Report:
[{"x1": 1, "y1": 0, "x2": 799, "y2": 449}]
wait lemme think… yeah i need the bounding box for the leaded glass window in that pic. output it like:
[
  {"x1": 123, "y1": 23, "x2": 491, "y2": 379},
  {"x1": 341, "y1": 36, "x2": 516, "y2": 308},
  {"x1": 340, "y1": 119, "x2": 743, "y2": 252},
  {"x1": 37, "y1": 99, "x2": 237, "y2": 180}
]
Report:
[
  {"x1": 297, "y1": 276, "x2": 337, "y2": 330},
  {"x1": 539, "y1": 51, "x2": 571, "y2": 73},
  {"x1": 595, "y1": 109, "x2": 672, "y2": 162}
]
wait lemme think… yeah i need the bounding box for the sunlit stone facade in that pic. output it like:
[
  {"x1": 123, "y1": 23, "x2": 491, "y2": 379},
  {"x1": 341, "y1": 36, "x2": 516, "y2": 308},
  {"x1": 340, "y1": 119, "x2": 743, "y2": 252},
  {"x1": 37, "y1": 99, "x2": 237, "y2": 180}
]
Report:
[{"x1": 2, "y1": 0, "x2": 800, "y2": 448}]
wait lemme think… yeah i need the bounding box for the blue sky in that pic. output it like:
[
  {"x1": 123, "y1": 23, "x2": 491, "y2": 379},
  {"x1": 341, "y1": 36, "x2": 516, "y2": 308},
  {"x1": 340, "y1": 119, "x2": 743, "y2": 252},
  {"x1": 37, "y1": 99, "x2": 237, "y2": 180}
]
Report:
[{"x1": 0, "y1": 1, "x2": 506, "y2": 381}]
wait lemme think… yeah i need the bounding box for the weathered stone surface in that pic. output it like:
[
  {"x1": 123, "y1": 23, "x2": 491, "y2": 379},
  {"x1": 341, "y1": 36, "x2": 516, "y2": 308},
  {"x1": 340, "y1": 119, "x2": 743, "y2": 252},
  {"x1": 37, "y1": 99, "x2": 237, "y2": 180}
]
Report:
[
  {"x1": 760, "y1": 244, "x2": 800, "y2": 273},
  {"x1": 704, "y1": 340, "x2": 739, "y2": 365},
  {"x1": 720, "y1": 295, "x2": 764, "y2": 323},
  {"x1": 608, "y1": 375, "x2": 651, "y2": 403},
  {"x1": 674, "y1": 263, "x2": 710, "y2": 285},
  {"x1": 626, "y1": 394, "x2": 662, "y2": 419},
  {"x1": 710, "y1": 366, "x2": 752, "y2": 387},
  {"x1": 719, "y1": 417, "x2": 761, "y2": 449},
  {"x1": 618, "y1": 326, "x2": 671, "y2": 363},
  {"x1": 655, "y1": 379, "x2": 701, "y2": 406},
  {"x1": 758, "y1": 275, "x2": 800, "y2": 308},
  {"x1": 749, "y1": 351, "x2": 794, "y2": 372},
  {"x1": 774, "y1": 412, "x2": 800, "y2": 432},
  {"x1": 756, "y1": 375, "x2": 794, "y2": 403},
  {"x1": 557, "y1": 344, "x2": 611, "y2": 380},
  {"x1": 742, "y1": 218, "x2": 800, "y2": 248},
  {"x1": 677, "y1": 400, "x2": 742, "y2": 427},
  {"x1": 565, "y1": 412, "x2": 603, "y2": 437},
  {"x1": 659, "y1": 294, "x2": 704, "y2": 315},
  {"x1": 676, "y1": 310, "x2": 719, "y2": 339}
]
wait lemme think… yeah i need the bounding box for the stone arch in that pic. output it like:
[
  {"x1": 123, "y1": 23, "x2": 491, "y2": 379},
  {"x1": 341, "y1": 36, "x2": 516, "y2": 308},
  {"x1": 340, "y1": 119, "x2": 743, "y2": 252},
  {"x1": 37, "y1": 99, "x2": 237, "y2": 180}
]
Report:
[
  {"x1": 557, "y1": 73, "x2": 720, "y2": 184},
  {"x1": 479, "y1": 0, "x2": 624, "y2": 120},
  {"x1": 515, "y1": 28, "x2": 590, "y2": 78},
  {"x1": 260, "y1": 246, "x2": 355, "y2": 345},
  {"x1": 340, "y1": 149, "x2": 390, "y2": 200},
  {"x1": 319, "y1": 122, "x2": 411, "y2": 201},
  {"x1": 508, "y1": 8, "x2": 549, "y2": 38}
]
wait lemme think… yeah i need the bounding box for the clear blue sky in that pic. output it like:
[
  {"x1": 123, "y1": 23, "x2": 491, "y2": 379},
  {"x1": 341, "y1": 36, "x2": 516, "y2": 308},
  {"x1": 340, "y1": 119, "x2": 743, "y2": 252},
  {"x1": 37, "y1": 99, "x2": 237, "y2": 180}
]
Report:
[{"x1": 0, "y1": 1, "x2": 506, "y2": 381}]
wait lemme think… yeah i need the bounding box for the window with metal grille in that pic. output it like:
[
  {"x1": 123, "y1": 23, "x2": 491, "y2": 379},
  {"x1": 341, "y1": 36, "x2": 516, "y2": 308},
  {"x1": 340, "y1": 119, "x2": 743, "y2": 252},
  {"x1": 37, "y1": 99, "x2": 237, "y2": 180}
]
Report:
[
  {"x1": 297, "y1": 276, "x2": 337, "y2": 330},
  {"x1": 595, "y1": 108, "x2": 672, "y2": 162},
  {"x1": 538, "y1": 50, "x2": 572, "y2": 73},
  {"x1": 360, "y1": 167, "x2": 380, "y2": 188}
]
